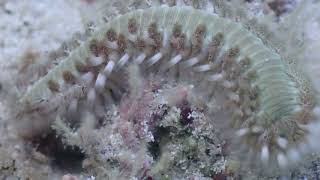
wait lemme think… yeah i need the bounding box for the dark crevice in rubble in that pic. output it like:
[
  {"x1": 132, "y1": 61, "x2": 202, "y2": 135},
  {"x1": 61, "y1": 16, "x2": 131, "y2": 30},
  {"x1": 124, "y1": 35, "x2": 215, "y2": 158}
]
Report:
[{"x1": 32, "y1": 131, "x2": 85, "y2": 173}]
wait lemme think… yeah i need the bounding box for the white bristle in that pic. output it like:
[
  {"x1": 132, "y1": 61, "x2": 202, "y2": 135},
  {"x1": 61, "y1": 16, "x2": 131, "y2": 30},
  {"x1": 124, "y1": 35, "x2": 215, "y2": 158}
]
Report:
[
  {"x1": 261, "y1": 145, "x2": 269, "y2": 162},
  {"x1": 251, "y1": 126, "x2": 263, "y2": 133},
  {"x1": 87, "y1": 88, "x2": 96, "y2": 103},
  {"x1": 176, "y1": 0, "x2": 186, "y2": 6},
  {"x1": 95, "y1": 73, "x2": 106, "y2": 89},
  {"x1": 148, "y1": 52, "x2": 163, "y2": 66},
  {"x1": 208, "y1": 73, "x2": 224, "y2": 82},
  {"x1": 288, "y1": 149, "x2": 300, "y2": 162},
  {"x1": 89, "y1": 56, "x2": 104, "y2": 66},
  {"x1": 204, "y1": 0, "x2": 214, "y2": 12},
  {"x1": 277, "y1": 137, "x2": 288, "y2": 149},
  {"x1": 162, "y1": 31, "x2": 169, "y2": 47},
  {"x1": 106, "y1": 41, "x2": 118, "y2": 49},
  {"x1": 183, "y1": 57, "x2": 199, "y2": 67},
  {"x1": 223, "y1": 80, "x2": 235, "y2": 89},
  {"x1": 135, "y1": 53, "x2": 146, "y2": 64},
  {"x1": 297, "y1": 123, "x2": 309, "y2": 132},
  {"x1": 228, "y1": 92, "x2": 239, "y2": 102},
  {"x1": 118, "y1": 53, "x2": 130, "y2": 67},
  {"x1": 103, "y1": 61, "x2": 115, "y2": 75},
  {"x1": 277, "y1": 153, "x2": 288, "y2": 168},
  {"x1": 235, "y1": 128, "x2": 249, "y2": 137},
  {"x1": 81, "y1": 72, "x2": 94, "y2": 84},
  {"x1": 167, "y1": 54, "x2": 182, "y2": 68},
  {"x1": 193, "y1": 64, "x2": 211, "y2": 72},
  {"x1": 127, "y1": 34, "x2": 137, "y2": 42}
]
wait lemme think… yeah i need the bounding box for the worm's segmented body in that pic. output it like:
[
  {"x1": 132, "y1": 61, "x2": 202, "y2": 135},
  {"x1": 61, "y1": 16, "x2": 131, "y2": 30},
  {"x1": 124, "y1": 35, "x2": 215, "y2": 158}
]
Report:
[{"x1": 20, "y1": 6, "x2": 316, "y2": 168}]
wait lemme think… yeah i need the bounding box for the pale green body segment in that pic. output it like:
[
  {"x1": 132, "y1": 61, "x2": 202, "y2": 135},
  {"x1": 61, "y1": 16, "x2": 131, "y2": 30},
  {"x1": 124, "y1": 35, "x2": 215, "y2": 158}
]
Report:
[{"x1": 21, "y1": 6, "x2": 303, "y2": 126}]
